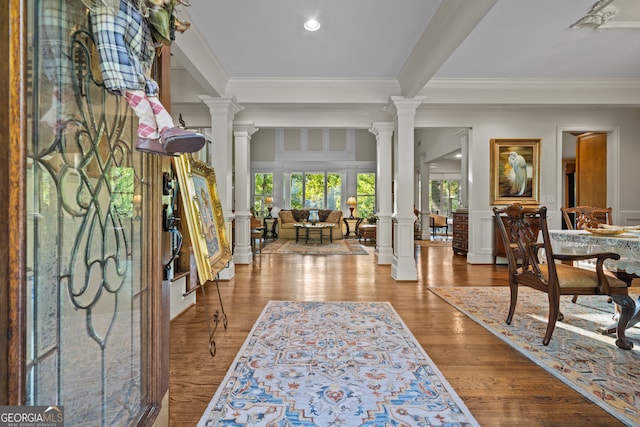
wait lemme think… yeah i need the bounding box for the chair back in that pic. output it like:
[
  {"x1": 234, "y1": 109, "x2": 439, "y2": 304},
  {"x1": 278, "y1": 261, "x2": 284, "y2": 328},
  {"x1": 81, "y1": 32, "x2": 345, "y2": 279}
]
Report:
[
  {"x1": 561, "y1": 206, "x2": 612, "y2": 230},
  {"x1": 493, "y1": 204, "x2": 557, "y2": 290}
]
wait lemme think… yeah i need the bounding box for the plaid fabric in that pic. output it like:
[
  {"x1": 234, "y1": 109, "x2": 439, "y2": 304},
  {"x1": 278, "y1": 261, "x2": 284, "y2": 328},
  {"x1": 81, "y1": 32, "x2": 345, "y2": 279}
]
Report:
[{"x1": 90, "y1": 0, "x2": 158, "y2": 96}]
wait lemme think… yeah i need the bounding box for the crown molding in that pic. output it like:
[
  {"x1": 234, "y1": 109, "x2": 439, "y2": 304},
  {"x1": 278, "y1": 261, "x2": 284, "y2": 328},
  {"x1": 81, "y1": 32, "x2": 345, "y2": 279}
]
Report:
[
  {"x1": 226, "y1": 78, "x2": 400, "y2": 104},
  {"x1": 419, "y1": 78, "x2": 640, "y2": 105}
]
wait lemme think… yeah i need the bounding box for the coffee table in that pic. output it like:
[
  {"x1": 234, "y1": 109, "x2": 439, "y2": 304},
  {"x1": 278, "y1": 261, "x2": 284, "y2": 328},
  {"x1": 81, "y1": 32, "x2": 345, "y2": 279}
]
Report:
[{"x1": 293, "y1": 223, "x2": 335, "y2": 243}]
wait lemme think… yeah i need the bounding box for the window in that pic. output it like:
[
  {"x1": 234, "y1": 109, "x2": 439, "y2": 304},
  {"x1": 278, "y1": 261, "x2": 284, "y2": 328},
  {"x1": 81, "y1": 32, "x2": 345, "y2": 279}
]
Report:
[
  {"x1": 289, "y1": 172, "x2": 342, "y2": 210},
  {"x1": 290, "y1": 173, "x2": 303, "y2": 209},
  {"x1": 326, "y1": 173, "x2": 341, "y2": 210},
  {"x1": 356, "y1": 173, "x2": 376, "y2": 219},
  {"x1": 253, "y1": 173, "x2": 273, "y2": 217},
  {"x1": 305, "y1": 173, "x2": 325, "y2": 208},
  {"x1": 429, "y1": 179, "x2": 460, "y2": 217},
  {"x1": 110, "y1": 167, "x2": 135, "y2": 218}
]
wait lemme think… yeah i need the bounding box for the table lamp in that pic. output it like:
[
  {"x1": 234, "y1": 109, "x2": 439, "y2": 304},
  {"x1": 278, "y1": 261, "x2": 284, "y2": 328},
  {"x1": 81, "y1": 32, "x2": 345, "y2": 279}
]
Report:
[
  {"x1": 132, "y1": 194, "x2": 142, "y2": 219},
  {"x1": 346, "y1": 196, "x2": 357, "y2": 219},
  {"x1": 265, "y1": 196, "x2": 273, "y2": 218}
]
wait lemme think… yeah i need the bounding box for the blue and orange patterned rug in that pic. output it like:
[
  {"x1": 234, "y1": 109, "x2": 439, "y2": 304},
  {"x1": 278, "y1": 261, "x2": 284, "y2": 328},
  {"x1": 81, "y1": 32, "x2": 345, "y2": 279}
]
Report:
[
  {"x1": 260, "y1": 239, "x2": 369, "y2": 255},
  {"x1": 197, "y1": 301, "x2": 479, "y2": 426},
  {"x1": 431, "y1": 286, "x2": 640, "y2": 427}
]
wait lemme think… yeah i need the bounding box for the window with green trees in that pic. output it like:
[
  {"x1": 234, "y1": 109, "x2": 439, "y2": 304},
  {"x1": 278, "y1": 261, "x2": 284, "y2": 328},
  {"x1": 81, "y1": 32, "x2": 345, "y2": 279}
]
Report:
[
  {"x1": 253, "y1": 173, "x2": 273, "y2": 217},
  {"x1": 356, "y1": 173, "x2": 376, "y2": 219},
  {"x1": 109, "y1": 167, "x2": 135, "y2": 218},
  {"x1": 429, "y1": 179, "x2": 459, "y2": 217},
  {"x1": 289, "y1": 172, "x2": 342, "y2": 210}
]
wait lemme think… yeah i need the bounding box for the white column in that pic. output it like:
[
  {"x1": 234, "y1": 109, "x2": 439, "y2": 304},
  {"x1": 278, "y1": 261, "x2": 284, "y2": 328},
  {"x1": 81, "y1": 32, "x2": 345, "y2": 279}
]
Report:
[
  {"x1": 420, "y1": 160, "x2": 431, "y2": 240},
  {"x1": 199, "y1": 95, "x2": 243, "y2": 279},
  {"x1": 369, "y1": 122, "x2": 394, "y2": 265},
  {"x1": 388, "y1": 96, "x2": 424, "y2": 281},
  {"x1": 455, "y1": 128, "x2": 470, "y2": 208},
  {"x1": 233, "y1": 122, "x2": 258, "y2": 264}
]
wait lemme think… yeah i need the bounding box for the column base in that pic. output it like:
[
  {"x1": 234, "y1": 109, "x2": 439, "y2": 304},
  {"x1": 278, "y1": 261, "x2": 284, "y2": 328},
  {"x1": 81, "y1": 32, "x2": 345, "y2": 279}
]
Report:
[
  {"x1": 391, "y1": 255, "x2": 417, "y2": 281},
  {"x1": 233, "y1": 245, "x2": 253, "y2": 265},
  {"x1": 375, "y1": 246, "x2": 393, "y2": 265}
]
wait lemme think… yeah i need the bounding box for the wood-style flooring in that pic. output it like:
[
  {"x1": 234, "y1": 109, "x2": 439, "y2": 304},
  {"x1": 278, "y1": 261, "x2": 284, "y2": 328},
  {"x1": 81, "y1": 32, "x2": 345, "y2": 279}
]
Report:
[{"x1": 169, "y1": 240, "x2": 623, "y2": 426}]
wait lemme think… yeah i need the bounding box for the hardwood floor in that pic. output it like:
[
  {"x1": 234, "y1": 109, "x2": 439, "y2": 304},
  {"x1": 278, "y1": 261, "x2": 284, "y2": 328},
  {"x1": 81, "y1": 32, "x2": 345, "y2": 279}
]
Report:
[{"x1": 169, "y1": 241, "x2": 623, "y2": 426}]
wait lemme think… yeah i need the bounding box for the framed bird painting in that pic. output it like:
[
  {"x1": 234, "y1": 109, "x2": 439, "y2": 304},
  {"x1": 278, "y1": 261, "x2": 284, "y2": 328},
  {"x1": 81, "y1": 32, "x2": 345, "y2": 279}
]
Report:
[{"x1": 490, "y1": 138, "x2": 541, "y2": 205}]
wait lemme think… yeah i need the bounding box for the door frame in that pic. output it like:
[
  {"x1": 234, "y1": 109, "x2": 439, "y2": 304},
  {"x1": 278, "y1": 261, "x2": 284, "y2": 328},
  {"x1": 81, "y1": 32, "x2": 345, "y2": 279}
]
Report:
[
  {"x1": 556, "y1": 126, "x2": 620, "y2": 223},
  {"x1": 1, "y1": 0, "x2": 28, "y2": 405}
]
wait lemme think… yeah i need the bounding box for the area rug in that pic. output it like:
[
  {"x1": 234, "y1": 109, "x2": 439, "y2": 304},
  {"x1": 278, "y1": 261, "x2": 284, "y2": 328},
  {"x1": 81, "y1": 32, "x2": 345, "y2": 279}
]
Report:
[
  {"x1": 260, "y1": 239, "x2": 369, "y2": 255},
  {"x1": 415, "y1": 239, "x2": 452, "y2": 247},
  {"x1": 197, "y1": 301, "x2": 479, "y2": 426},
  {"x1": 430, "y1": 286, "x2": 640, "y2": 426}
]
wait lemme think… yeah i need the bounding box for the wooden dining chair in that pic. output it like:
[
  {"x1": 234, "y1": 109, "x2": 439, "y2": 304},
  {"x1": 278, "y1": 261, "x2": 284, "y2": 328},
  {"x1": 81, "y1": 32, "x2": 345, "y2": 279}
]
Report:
[
  {"x1": 561, "y1": 206, "x2": 612, "y2": 230},
  {"x1": 493, "y1": 204, "x2": 635, "y2": 350},
  {"x1": 561, "y1": 206, "x2": 614, "y2": 303}
]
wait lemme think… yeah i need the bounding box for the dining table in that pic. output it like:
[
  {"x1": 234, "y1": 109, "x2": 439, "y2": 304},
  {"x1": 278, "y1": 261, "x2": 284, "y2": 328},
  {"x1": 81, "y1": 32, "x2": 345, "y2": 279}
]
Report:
[{"x1": 549, "y1": 229, "x2": 640, "y2": 334}]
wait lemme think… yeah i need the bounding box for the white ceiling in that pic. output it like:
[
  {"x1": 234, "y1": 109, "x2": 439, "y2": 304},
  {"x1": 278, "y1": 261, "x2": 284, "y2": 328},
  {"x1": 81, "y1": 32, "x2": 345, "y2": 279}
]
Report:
[{"x1": 174, "y1": 0, "x2": 640, "y2": 94}]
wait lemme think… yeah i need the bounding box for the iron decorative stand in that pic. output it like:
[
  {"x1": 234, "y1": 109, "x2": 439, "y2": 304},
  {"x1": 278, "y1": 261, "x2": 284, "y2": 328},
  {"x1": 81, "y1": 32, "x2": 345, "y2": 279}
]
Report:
[{"x1": 198, "y1": 273, "x2": 228, "y2": 357}]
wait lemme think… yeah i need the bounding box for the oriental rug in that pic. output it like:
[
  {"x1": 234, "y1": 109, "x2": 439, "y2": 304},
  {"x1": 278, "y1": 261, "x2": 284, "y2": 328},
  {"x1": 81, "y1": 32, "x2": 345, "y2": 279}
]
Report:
[
  {"x1": 197, "y1": 301, "x2": 479, "y2": 426},
  {"x1": 260, "y1": 239, "x2": 369, "y2": 255},
  {"x1": 430, "y1": 286, "x2": 640, "y2": 427},
  {"x1": 415, "y1": 239, "x2": 452, "y2": 248}
]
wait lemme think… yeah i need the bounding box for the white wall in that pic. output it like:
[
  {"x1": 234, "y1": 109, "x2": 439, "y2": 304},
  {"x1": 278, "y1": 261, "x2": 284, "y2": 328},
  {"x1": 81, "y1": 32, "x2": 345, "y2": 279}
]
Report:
[
  {"x1": 415, "y1": 105, "x2": 640, "y2": 263},
  {"x1": 171, "y1": 95, "x2": 640, "y2": 264},
  {"x1": 415, "y1": 127, "x2": 464, "y2": 165}
]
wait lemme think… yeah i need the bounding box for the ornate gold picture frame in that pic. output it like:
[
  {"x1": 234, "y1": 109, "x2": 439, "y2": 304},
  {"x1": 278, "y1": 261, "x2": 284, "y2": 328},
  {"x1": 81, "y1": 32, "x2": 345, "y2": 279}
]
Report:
[
  {"x1": 174, "y1": 154, "x2": 232, "y2": 283},
  {"x1": 490, "y1": 138, "x2": 541, "y2": 205}
]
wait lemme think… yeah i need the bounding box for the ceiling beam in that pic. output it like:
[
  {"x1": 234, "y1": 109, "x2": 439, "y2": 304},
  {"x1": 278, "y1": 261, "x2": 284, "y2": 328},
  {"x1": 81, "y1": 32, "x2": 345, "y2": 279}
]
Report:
[
  {"x1": 171, "y1": 8, "x2": 229, "y2": 97},
  {"x1": 397, "y1": 0, "x2": 497, "y2": 98}
]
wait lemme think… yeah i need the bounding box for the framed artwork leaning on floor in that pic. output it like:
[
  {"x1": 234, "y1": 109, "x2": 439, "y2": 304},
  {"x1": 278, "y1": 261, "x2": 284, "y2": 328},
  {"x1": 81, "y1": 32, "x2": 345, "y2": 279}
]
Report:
[{"x1": 174, "y1": 153, "x2": 232, "y2": 283}]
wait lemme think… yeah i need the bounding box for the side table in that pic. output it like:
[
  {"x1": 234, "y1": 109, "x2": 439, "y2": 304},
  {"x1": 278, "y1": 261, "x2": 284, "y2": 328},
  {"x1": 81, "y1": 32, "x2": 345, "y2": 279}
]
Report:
[
  {"x1": 263, "y1": 217, "x2": 278, "y2": 239},
  {"x1": 343, "y1": 218, "x2": 363, "y2": 238}
]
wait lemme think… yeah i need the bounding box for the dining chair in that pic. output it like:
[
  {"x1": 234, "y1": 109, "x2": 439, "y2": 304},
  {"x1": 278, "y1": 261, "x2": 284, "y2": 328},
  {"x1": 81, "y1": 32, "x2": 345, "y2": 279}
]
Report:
[
  {"x1": 493, "y1": 204, "x2": 635, "y2": 350},
  {"x1": 561, "y1": 206, "x2": 612, "y2": 230},
  {"x1": 561, "y1": 206, "x2": 614, "y2": 303}
]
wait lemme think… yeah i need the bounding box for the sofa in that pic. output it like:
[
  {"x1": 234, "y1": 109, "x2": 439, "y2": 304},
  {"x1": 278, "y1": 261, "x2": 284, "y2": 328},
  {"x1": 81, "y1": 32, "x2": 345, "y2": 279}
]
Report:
[{"x1": 277, "y1": 209, "x2": 344, "y2": 240}]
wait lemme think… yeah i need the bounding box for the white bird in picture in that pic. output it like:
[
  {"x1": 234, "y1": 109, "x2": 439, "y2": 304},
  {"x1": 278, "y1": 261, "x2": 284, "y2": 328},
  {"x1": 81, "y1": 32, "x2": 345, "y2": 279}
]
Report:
[{"x1": 508, "y1": 151, "x2": 527, "y2": 196}]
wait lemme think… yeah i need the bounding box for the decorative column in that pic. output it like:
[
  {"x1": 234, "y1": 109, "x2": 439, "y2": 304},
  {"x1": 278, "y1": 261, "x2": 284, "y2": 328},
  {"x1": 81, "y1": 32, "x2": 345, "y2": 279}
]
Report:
[
  {"x1": 233, "y1": 122, "x2": 258, "y2": 264},
  {"x1": 369, "y1": 122, "x2": 395, "y2": 265},
  {"x1": 199, "y1": 95, "x2": 243, "y2": 279},
  {"x1": 419, "y1": 160, "x2": 431, "y2": 240},
  {"x1": 388, "y1": 96, "x2": 424, "y2": 281},
  {"x1": 455, "y1": 128, "x2": 470, "y2": 209}
]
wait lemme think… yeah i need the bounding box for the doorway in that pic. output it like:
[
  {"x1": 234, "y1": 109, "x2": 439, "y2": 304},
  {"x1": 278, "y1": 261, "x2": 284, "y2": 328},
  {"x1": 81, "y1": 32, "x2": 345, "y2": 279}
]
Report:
[{"x1": 560, "y1": 129, "x2": 619, "y2": 226}]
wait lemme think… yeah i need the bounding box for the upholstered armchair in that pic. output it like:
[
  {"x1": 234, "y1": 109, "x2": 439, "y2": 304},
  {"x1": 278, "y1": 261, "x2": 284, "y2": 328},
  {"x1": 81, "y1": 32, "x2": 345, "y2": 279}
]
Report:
[{"x1": 493, "y1": 204, "x2": 635, "y2": 350}]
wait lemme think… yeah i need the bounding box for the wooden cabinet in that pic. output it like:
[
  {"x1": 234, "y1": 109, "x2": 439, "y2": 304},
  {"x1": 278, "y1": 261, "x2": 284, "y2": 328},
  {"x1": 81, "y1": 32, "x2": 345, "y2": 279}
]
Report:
[{"x1": 452, "y1": 209, "x2": 468, "y2": 255}]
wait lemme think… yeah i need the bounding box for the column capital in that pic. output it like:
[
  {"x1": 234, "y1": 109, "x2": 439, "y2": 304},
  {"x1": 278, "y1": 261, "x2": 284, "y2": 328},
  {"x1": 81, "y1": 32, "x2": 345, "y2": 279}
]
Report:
[
  {"x1": 385, "y1": 96, "x2": 425, "y2": 117},
  {"x1": 233, "y1": 121, "x2": 258, "y2": 137},
  {"x1": 199, "y1": 95, "x2": 243, "y2": 118},
  {"x1": 369, "y1": 122, "x2": 395, "y2": 139}
]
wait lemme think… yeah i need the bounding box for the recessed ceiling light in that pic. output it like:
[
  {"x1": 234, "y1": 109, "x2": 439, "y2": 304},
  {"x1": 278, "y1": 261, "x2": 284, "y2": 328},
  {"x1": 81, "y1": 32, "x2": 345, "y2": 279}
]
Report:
[{"x1": 304, "y1": 19, "x2": 321, "y2": 32}]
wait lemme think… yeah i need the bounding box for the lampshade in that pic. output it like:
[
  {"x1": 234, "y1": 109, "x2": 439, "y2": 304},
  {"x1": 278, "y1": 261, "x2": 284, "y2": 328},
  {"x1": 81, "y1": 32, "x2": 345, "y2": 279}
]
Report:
[
  {"x1": 265, "y1": 196, "x2": 273, "y2": 205},
  {"x1": 346, "y1": 196, "x2": 357, "y2": 206}
]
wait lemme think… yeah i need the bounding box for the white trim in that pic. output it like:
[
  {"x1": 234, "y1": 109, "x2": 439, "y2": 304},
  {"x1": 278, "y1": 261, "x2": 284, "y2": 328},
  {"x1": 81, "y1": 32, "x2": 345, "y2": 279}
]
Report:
[{"x1": 555, "y1": 126, "x2": 620, "y2": 223}]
